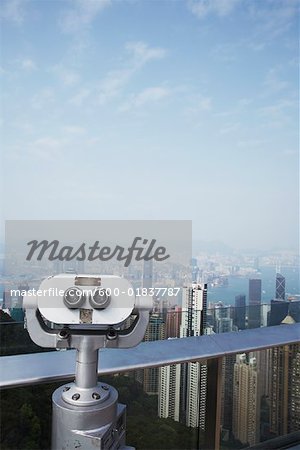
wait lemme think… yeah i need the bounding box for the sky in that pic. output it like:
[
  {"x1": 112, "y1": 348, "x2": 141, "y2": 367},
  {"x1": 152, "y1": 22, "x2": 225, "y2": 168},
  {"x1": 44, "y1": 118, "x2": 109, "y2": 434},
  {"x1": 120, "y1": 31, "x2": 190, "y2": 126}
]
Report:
[{"x1": 1, "y1": 0, "x2": 299, "y2": 252}]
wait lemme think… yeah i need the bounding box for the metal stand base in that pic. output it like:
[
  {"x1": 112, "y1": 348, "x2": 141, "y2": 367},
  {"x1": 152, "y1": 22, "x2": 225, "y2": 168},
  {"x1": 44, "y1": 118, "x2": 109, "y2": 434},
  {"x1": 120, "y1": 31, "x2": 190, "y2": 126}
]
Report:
[{"x1": 51, "y1": 382, "x2": 134, "y2": 450}]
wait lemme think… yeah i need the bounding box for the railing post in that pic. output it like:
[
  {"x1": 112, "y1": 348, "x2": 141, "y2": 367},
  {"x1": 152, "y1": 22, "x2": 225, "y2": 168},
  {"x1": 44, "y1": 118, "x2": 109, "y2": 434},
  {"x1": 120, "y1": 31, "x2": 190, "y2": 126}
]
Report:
[{"x1": 204, "y1": 357, "x2": 223, "y2": 450}]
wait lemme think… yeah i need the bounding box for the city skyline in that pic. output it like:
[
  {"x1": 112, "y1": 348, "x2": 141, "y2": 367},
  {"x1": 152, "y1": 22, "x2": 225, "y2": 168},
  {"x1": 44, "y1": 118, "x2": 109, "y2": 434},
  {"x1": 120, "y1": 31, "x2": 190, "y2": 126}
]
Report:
[
  {"x1": 1, "y1": 256, "x2": 299, "y2": 448},
  {"x1": 1, "y1": 0, "x2": 299, "y2": 251}
]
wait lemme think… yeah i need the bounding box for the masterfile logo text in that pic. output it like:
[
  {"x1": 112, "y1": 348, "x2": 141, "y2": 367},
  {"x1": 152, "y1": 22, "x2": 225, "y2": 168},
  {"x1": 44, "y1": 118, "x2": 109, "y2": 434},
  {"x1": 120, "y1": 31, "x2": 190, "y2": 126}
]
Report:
[
  {"x1": 5, "y1": 220, "x2": 192, "y2": 277},
  {"x1": 26, "y1": 237, "x2": 170, "y2": 267}
]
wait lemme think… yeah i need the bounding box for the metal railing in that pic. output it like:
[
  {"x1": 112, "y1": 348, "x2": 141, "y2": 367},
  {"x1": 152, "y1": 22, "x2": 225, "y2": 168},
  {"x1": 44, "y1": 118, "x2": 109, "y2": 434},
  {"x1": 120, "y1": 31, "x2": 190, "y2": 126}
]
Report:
[
  {"x1": 1, "y1": 323, "x2": 299, "y2": 450},
  {"x1": 1, "y1": 323, "x2": 299, "y2": 389}
]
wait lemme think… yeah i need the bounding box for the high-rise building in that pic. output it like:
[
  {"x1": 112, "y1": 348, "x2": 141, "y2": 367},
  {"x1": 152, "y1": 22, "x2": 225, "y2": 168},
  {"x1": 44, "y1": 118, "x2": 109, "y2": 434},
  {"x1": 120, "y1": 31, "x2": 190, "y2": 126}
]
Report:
[
  {"x1": 232, "y1": 354, "x2": 260, "y2": 446},
  {"x1": 180, "y1": 284, "x2": 207, "y2": 429},
  {"x1": 138, "y1": 259, "x2": 164, "y2": 392},
  {"x1": 158, "y1": 283, "x2": 208, "y2": 430},
  {"x1": 216, "y1": 317, "x2": 233, "y2": 334},
  {"x1": 221, "y1": 302, "x2": 251, "y2": 437},
  {"x1": 180, "y1": 283, "x2": 207, "y2": 337},
  {"x1": 234, "y1": 294, "x2": 246, "y2": 330},
  {"x1": 140, "y1": 313, "x2": 165, "y2": 394},
  {"x1": 268, "y1": 314, "x2": 300, "y2": 436},
  {"x1": 268, "y1": 299, "x2": 289, "y2": 326},
  {"x1": 185, "y1": 361, "x2": 207, "y2": 429},
  {"x1": 288, "y1": 299, "x2": 300, "y2": 323},
  {"x1": 213, "y1": 301, "x2": 227, "y2": 317},
  {"x1": 212, "y1": 302, "x2": 230, "y2": 331},
  {"x1": 221, "y1": 354, "x2": 236, "y2": 437},
  {"x1": 158, "y1": 361, "x2": 181, "y2": 421},
  {"x1": 190, "y1": 258, "x2": 199, "y2": 283},
  {"x1": 275, "y1": 273, "x2": 285, "y2": 300},
  {"x1": 142, "y1": 260, "x2": 153, "y2": 290},
  {"x1": 261, "y1": 303, "x2": 270, "y2": 327},
  {"x1": 248, "y1": 279, "x2": 261, "y2": 329},
  {"x1": 268, "y1": 297, "x2": 300, "y2": 327},
  {"x1": 166, "y1": 306, "x2": 182, "y2": 338},
  {"x1": 251, "y1": 349, "x2": 269, "y2": 398},
  {"x1": 2, "y1": 290, "x2": 12, "y2": 309},
  {"x1": 290, "y1": 352, "x2": 300, "y2": 432},
  {"x1": 10, "y1": 283, "x2": 28, "y2": 321}
]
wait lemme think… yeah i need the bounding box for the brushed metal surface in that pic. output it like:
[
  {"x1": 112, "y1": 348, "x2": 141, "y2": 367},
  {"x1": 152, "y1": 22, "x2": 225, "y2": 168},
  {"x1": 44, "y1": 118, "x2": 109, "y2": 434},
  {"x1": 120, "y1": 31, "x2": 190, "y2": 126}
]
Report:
[{"x1": 1, "y1": 323, "x2": 299, "y2": 389}]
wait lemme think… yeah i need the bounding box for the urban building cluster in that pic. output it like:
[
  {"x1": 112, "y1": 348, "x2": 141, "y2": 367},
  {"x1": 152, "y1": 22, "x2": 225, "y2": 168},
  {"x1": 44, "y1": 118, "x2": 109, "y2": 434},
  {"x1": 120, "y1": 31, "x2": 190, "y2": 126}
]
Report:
[
  {"x1": 138, "y1": 263, "x2": 300, "y2": 447},
  {"x1": 1, "y1": 258, "x2": 299, "y2": 447}
]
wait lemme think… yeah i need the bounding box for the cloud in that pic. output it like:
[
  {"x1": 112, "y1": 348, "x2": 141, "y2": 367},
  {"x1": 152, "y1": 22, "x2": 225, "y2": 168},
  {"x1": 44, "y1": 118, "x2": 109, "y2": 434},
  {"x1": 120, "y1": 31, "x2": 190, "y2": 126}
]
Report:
[
  {"x1": 198, "y1": 97, "x2": 212, "y2": 110},
  {"x1": 187, "y1": 95, "x2": 213, "y2": 115},
  {"x1": 238, "y1": 98, "x2": 253, "y2": 107},
  {"x1": 258, "y1": 97, "x2": 297, "y2": 128},
  {"x1": 97, "y1": 42, "x2": 167, "y2": 104},
  {"x1": 187, "y1": 0, "x2": 240, "y2": 19},
  {"x1": 282, "y1": 149, "x2": 298, "y2": 156},
  {"x1": 249, "y1": 0, "x2": 299, "y2": 41},
  {"x1": 29, "y1": 137, "x2": 68, "y2": 161},
  {"x1": 62, "y1": 125, "x2": 86, "y2": 134},
  {"x1": 134, "y1": 87, "x2": 170, "y2": 106},
  {"x1": 219, "y1": 122, "x2": 240, "y2": 134},
  {"x1": 0, "y1": 0, "x2": 26, "y2": 23},
  {"x1": 59, "y1": 0, "x2": 111, "y2": 33},
  {"x1": 259, "y1": 99, "x2": 296, "y2": 117},
  {"x1": 119, "y1": 86, "x2": 170, "y2": 111},
  {"x1": 125, "y1": 41, "x2": 167, "y2": 66},
  {"x1": 183, "y1": 95, "x2": 213, "y2": 127},
  {"x1": 21, "y1": 59, "x2": 37, "y2": 71},
  {"x1": 237, "y1": 138, "x2": 269, "y2": 148},
  {"x1": 52, "y1": 65, "x2": 80, "y2": 86},
  {"x1": 98, "y1": 68, "x2": 132, "y2": 104},
  {"x1": 211, "y1": 43, "x2": 238, "y2": 63},
  {"x1": 69, "y1": 88, "x2": 91, "y2": 106},
  {"x1": 0, "y1": 58, "x2": 37, "y2": 78},
  {"x1": 31, "y1": 88, "x2": 55, "y2": 109},
  {"x1": 263, "y1": 67, "x2": 289, "y2": 94}
]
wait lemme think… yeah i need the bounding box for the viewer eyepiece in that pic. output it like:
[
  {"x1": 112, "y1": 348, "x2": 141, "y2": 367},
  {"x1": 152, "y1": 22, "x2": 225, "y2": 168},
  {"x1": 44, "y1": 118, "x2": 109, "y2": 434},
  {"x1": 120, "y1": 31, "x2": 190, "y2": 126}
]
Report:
[
  {"x1": 90, "y1": 288, "x2": 111, "y2": 309},
  {"x1": 63, "y1": 287, "x2": 84, "y2": 309}
]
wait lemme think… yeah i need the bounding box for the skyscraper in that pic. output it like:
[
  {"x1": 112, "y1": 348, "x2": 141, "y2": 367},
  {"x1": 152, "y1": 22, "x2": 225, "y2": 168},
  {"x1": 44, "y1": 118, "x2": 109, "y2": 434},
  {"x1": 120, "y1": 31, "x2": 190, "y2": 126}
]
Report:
[
  {"x1": 158, "y1": 361, "x2": 181, "y2": 421},
  {"x1": 180, "y1": 284, "x2": 207, "y2": 429},
  {"x1": 251, "y1": 349, "x2": 269, "y2": 398},
  {"x1": 289, "y1": 299, "x2": 300, "y2": 322},
  {"x1": 268, "y1": 299, "x2": 288, "y2": 326},
  {"x1": 290, "y1": 352, "x2": 300, "y2": 432},
  {"x1": 216, "y1": 317, "x2": 233, "y2": 334},
  {"x1": 10, "y1": 283, "x2": 28, "y2": 321},
  {"x1": 2, "y1": 290, "x2": 12, "y2": 309},
  {"x1": 180, "y1": 283, "x2": 207, "y2": 338},
  {"x1": 232, "y1": 354, "x2": 260, "y2": 446},
  {"x1": 141, "y1": 312, "x2": 165, "y2": 394},
  {"x1": 166, "y1": 306, "x2": 182, "y2": 338},
  {"x1": 248, "y1": 279, "x2": 262, "y2": 329},
  {"x1": 190, "y1": 258, "x2": 199, "y2": 283},
  {"x1": 268, "y1": 314, "x2": 300, "y2": 436},
  {"x1": 142, "y1": 259, "x2": 153, "y2": 290},
  {"x1": 185, "y1": 360, "x2": 207, "y2": 429},
  {"x1": 275, "y1": 273, "x2": 285, "y2": 300},
  {"x1": 220, "y1": 315, "x2": 236, "y2": 436},
  {"x1": 234, "y1": 294, "x2": 246, "y2": 330},
  {"x1": 158, "y1": 283, "x2": 208, "y2": 430},
  {"x1": 221, "y1": 354, "x2": 236, "y2": 437}
]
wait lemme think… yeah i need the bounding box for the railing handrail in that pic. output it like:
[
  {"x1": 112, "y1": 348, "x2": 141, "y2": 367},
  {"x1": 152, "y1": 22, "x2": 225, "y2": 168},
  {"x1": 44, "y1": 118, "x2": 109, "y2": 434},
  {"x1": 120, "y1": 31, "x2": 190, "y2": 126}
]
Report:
[{"x1": 0, "y1": 323, "x2": 299, "y2": 389}]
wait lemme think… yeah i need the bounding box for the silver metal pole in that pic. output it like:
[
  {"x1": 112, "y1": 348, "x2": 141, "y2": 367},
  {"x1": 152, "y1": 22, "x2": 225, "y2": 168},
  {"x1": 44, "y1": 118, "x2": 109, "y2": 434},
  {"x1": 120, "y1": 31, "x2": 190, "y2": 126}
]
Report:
[
  {"x1": 51, "y1": 340, "x2": 134, "y2": 449},
  {"x1": 75, "y1": 347, "x2": 98, "y2": 389}
]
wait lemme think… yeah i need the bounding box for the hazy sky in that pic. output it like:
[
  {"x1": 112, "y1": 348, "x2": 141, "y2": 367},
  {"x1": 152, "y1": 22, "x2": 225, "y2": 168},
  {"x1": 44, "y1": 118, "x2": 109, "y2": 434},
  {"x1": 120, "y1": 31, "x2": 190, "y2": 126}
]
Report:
[{"x1": 1, "y1": 0, "x2": 299, "y2": 251}]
